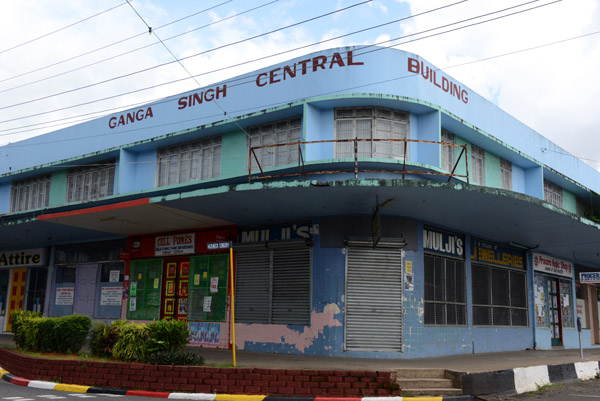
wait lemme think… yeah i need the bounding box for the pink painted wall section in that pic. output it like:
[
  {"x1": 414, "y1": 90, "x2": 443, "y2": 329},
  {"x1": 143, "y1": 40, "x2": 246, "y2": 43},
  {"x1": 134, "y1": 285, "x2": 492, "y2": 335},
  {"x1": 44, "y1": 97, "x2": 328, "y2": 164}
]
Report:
[{"x1": 234, "y1": 303, "x2": 342, "y2": 352}]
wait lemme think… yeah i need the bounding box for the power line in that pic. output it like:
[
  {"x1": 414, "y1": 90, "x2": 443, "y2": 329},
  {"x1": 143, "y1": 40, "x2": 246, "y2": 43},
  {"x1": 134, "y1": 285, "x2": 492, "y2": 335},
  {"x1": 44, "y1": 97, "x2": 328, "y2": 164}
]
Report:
[
  {"x1": 0, "y1": 0, "x2": 372, "y2": 112},
  {"x1": 0, "y1": 0, "x2": 275, "y2": 91},
  {"x1": 0, "y1": 1, "x2": 129, "y2": 55},
  {"x1": 0, "y1": 0, "x2": 561, "y2": 130}
]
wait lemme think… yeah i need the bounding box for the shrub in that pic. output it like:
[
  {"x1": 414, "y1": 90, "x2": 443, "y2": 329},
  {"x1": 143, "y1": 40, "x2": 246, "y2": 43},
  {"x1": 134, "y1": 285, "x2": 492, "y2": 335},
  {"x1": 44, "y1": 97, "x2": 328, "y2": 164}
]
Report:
[
  {"x1": 145, "y1": 319, "x2": 189, "y2": 354},
  {"x1": 89, "y1": 320, "x2": 127, "y2": 357},
  {"x1": 10, "y1": 310, "x2": 40, "y2": 348},
  {"x1": 53, "y1": 315, "x2": 92, "y2": 353},
  {"x1": 145, "y1": 350, "x2": 204, "y2": 366},
  {"x1": 112, "y1": 323, "x2": 148, "y2": 362}
]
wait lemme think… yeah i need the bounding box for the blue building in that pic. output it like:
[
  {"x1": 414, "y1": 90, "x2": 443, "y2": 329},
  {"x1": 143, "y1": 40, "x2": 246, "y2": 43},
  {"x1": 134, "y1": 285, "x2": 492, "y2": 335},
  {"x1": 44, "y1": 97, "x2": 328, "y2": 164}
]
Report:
[{"x1": 1, "y1": 47, "x2": 599, "y2": 357}]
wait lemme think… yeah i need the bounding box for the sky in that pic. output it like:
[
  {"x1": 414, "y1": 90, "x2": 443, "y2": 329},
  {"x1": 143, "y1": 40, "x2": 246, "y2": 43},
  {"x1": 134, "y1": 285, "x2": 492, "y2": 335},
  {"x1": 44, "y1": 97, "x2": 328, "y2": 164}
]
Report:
[{"x1": 0, "y1": 0, "x2": 599, "y2": 168}]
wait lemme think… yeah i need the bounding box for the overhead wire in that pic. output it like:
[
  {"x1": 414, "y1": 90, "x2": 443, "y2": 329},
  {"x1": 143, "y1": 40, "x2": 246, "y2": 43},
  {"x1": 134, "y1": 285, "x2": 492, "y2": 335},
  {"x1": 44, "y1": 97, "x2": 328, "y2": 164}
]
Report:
[{"x1": 0, "y1": 0, "x2": 562, "y2": 131}]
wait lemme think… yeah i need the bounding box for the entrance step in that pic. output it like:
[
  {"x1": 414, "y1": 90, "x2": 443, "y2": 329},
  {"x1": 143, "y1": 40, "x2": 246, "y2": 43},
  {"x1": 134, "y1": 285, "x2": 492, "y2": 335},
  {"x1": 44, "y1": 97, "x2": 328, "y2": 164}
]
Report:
[{"x1": 396, "y1": 369, "x2": 463, "y2": 397}]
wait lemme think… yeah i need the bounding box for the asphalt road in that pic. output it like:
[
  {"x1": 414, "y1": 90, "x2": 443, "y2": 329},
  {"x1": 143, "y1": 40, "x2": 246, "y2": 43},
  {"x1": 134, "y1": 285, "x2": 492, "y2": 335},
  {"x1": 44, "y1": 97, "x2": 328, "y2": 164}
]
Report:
[
  {"x1": 0, "y1": 380, "x2": 147, "y2": 401},
  {"x1": 480, "y1": 378, "x2": 600, "y2": 401}
]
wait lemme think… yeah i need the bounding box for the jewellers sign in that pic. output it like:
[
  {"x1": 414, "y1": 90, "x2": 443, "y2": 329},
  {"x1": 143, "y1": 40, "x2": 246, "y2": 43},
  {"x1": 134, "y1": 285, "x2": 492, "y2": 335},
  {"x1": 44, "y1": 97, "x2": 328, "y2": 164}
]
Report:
[
  {"x1": 532, "y1": 253, "x2": 573, "y2": 278},
  {"x1": 155, "y1": 233, "x2": 195, "y2": 256}
]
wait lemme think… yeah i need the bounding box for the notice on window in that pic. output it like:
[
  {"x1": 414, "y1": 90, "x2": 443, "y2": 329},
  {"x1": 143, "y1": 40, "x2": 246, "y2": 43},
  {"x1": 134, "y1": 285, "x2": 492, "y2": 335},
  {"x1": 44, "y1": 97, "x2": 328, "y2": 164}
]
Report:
[
  {"x1": 203, "y1": 296, "x2": 212, "y2": 312},
  {"x1": 100, "y1": 287, "x2": 123, "y2": 306},
  {"x1": 130, "y1": 282, "x2": 137, "y2": 296},
  {"x1": 109, "y1": 270, "x2": 120, "y2": 283},
  {"x1": 210, "y1": 277, "x2": 219, "y2": 293},
  {"x1": 194, "y1": 274, "x2": 201, "y2": 286},
  {"x1": 129, "y1": 297, "x2": 137, "y2": 312},
  {"x1": 404, "y1": 273, "x2": 414, "y2": 291},
  {"x1": 55, "y1": 287, "x2": 74, "y2": 306}
]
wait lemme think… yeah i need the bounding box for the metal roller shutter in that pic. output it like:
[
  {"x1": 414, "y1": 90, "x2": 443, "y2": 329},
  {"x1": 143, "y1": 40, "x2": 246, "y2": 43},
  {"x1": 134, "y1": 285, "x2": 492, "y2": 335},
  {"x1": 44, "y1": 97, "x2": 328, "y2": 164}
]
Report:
[
  {"x1": 235, "y1": 250, "x2": 271, "y2": 323},
  {"x1": 272, "y1": 248, "x2": 311, "y2": 324},
  {"x1": 345, "y1": 246, "x2": 403, "y2": 351}
]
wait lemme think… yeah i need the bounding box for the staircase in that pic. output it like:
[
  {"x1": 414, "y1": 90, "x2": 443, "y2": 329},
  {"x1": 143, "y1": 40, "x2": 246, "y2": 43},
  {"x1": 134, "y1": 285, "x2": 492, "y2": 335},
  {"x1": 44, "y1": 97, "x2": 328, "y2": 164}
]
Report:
[{"x1": 396, "y1": 369, "x2": 463, "y2": 397}]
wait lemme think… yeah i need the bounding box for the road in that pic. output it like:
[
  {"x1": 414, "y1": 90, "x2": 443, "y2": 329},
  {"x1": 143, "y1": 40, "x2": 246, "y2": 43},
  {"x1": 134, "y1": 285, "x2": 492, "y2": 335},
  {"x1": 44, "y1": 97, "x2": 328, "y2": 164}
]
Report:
[
  {"x1": 0, "y1": 380, "x2": 147, "y2": 401},
  {"x1": 480, "y1": 379, "x2": 600, "y2": 401}
]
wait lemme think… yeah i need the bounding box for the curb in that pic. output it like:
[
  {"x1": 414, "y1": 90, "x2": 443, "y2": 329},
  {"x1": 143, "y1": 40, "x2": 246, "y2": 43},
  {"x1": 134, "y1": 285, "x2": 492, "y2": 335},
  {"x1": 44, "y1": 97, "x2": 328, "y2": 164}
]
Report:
[
  {"x1": 460, "y1": 360, "x2": 600, "y2": 396},
  {"x1": 0, "y1": 366, "x2": 471, "y2": 401}
]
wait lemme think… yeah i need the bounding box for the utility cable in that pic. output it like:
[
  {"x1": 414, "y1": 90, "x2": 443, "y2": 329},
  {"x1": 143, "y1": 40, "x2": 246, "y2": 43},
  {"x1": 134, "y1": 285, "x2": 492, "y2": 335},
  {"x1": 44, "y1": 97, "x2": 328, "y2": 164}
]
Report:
[
  {"x1": 0, "y1": 1, "x2": 129, "y2": 55},
  {"x1": 0, "y1": 0, "x2": 372, "y2": 111}
]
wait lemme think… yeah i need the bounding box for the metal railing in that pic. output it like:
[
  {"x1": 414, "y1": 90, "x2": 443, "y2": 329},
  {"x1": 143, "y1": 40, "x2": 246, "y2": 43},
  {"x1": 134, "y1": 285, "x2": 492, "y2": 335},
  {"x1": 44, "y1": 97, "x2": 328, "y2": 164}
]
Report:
[{"x1": 248, "y1": 138, "x2": 469, "y2": 184}]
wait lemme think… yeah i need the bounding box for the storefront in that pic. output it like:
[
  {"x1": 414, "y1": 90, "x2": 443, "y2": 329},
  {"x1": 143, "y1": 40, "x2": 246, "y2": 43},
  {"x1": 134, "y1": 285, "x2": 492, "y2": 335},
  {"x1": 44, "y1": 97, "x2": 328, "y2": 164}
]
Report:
[
  {"x1": 123, "y1": 227, "x2": 236, "y2": 349},
  {"x1": 0, "y1": 247, "x2": 49, "y2": 332},
  {"x1": 533, "y1": 253, "x2": 575, "y2": 348},
  {"x1": 50, "y1": 240, "x2": 125, "y2": 320},
  {"x1": 576, "y1": 269, "x2": 600, "y2": 345}
]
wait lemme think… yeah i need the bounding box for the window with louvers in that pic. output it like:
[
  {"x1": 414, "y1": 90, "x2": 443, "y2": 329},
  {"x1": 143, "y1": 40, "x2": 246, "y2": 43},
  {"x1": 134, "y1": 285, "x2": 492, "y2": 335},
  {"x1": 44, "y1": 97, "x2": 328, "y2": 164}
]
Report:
[
  {"x1": 236, "y1": 247, "x2": 310, "y2": 325},
  {"x1": 248, "y1": 117, "x2": 302, "y2": 171},
  {"x1": 471, "y1": 144, "x2": 485, "y2": 185},
  {"x1": 472, "y1": 263, "x2": 528, "y2": 326},
  {"x1": 544, "y1": 179, "x2": 563, "y2": 208},
  {"x1": 66, "y1": 161, "x2": 115, "y2": 203},
  {"x1": 157, "y1": 137, "x2": 221, "y2": 187},
  {"x1": 500, "y1": 158, "x2": 512, "y2": 190},
  {"x1": 441, "y1": 129, "x2": 455, "y2": 173},
  {"x1": 10, "y1": 174, "x2": 51, "y2": 212},
  {"x1": 424, "y1": 254, "x2": 466, "y2": 325}
]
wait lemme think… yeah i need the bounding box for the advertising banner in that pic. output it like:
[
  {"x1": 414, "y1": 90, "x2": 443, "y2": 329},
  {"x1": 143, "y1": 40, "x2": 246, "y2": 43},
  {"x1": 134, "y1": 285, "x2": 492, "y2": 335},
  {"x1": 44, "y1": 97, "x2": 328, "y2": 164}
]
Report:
[
  {"x1": 533, "y1": 253, "x2": 573, "y2": 278},
  {"x1": 471, "y1": 238, "x2": 525, "y2": 269},
  {"x1": 155, "y1": 233, "x2": 195, "y2": 256}
]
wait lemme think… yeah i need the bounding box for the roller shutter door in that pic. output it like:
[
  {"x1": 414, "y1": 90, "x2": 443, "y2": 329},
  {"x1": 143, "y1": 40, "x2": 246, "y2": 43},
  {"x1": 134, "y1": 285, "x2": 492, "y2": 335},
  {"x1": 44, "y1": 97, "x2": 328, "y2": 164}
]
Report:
[
  {"x1": 345, "y1": 246, "x2": 403, "y2": 351},
  {"x1": 235, "y1": 250, "x2": 271, "y2": 324}
]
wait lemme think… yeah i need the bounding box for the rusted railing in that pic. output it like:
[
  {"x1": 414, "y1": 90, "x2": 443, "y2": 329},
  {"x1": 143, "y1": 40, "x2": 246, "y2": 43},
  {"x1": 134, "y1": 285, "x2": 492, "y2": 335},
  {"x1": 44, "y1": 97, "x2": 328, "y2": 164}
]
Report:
[{"x1": 248, "y1": 138, "x2": 469, "y2": 184}]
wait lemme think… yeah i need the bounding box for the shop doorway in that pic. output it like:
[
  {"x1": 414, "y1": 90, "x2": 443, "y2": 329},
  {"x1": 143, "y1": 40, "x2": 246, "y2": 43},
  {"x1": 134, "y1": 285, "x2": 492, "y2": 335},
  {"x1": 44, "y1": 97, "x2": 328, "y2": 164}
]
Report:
[
  {"x1": 161, "y1": 260, "x2": 189, "y2": 321},
  {"x1": 6, "y1": 268, "x2": 27, "y2": 332},
  {"x1": 548, "y1": 278, "x2": 562, "y2": 346}
]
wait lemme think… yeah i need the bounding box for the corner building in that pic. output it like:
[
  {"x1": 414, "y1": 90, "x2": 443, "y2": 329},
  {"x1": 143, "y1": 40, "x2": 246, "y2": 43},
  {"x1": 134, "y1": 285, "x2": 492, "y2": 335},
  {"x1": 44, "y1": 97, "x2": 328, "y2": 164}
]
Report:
[{"x1": 1, "y1": 47, "x2": 600, "y2": 358}]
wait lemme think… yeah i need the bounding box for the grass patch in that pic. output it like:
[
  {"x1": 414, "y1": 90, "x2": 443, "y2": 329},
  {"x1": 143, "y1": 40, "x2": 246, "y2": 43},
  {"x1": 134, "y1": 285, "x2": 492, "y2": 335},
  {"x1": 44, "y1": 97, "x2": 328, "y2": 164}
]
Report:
[
  {"x1": 11, "y1": 348, "x2": 113, "y2": 363},
  {"x1": 526, "y1": 382, "x2": 565, "y2": 396}
]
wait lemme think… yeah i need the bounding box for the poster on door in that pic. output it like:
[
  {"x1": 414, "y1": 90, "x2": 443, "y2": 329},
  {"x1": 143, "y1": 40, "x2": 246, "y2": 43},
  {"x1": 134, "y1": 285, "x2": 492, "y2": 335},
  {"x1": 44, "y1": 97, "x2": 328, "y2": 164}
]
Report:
[
  {"x1": 188, "y1": 322, "x2": 220, "y2": 346},
  {"x1": 100, "y1": 287, "x2": 123, "y2": 306},
  {"x1": 55, "y1": 287, "x2": 74, "y2": 305}
]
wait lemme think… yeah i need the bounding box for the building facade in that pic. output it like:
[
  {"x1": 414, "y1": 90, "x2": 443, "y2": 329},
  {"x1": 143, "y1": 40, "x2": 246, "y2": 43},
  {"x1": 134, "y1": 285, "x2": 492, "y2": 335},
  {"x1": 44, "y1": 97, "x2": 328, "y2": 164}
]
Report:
[{"x1": 1, "y1": 47, "x2": 599, "y2": 358}]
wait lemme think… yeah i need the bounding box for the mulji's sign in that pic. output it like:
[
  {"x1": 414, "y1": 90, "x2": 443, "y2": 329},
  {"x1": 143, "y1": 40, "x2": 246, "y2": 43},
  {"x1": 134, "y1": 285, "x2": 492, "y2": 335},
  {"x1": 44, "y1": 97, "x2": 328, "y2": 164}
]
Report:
[
  {"x1": 155, "y1": 233, "x2": 195, "y2": 256},
  {"x1": 0, "y1": 248, "x2": 48, "y2": 267},
  {"x1": 533, "y1": 252, "x2": 573, "y2": 278},
  {"x1": 108, "y1": 51, "x2": 364, "y2": 129},
  {"x1": 423, "y1": 226, "x2": 464, "y2": 258},
  {"x1": 471, "y1": 239, "x2": 524, "y2": 269},
  {"x1": 240, "y1": 222, "x2": 314, "y2": 243}
]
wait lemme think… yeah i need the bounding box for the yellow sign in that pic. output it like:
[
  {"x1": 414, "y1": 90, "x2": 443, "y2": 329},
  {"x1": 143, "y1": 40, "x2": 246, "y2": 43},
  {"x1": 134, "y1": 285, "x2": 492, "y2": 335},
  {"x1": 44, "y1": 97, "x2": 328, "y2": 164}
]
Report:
[{"x1": 405, "y1": 261, "x2": 413, "y2": 274}]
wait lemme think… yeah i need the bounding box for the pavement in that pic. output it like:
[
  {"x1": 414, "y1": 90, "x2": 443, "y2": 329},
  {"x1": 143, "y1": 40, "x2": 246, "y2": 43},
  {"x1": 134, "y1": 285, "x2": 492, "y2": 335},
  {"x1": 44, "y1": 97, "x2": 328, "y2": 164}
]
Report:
[{"x1": 1, "y1": 333, "x2": 600, "y2": 399}]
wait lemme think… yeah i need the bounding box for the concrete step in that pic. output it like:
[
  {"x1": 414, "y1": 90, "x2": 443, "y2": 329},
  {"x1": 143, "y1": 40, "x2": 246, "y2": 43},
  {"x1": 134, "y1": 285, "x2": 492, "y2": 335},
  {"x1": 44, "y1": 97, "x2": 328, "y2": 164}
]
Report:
[
  {"x1": 395, "y1": 368, "x2": 447, "y2": 378},
  {"x1": 397, "y1": 378, "x2": 456, "y2": 389},
  {"x1": 401, "y1": 387, "x2": 464, "y2": 397}
]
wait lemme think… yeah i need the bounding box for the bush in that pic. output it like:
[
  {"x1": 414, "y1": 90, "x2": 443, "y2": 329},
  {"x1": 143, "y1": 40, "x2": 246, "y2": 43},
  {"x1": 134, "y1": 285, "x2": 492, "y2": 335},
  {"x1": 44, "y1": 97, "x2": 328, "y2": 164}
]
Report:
[
  {"x1": 53, "y1": 315, "x2": 91, "y2": 353},
  {"x1": 89, "y1": 320, "x2": 127, "y2": 358},
  {"x1": 10, "y1": 310, "x2": 40, "y2": 348},
  {"x1": 145, "y1": 350, "x2": 204, "y2": 366},
  {"x1": 111, "y1": 323, "x2": 148, "y2": 362},
  {"x1": 145, "y1": 319, "x2": 189, "y2": 354}
]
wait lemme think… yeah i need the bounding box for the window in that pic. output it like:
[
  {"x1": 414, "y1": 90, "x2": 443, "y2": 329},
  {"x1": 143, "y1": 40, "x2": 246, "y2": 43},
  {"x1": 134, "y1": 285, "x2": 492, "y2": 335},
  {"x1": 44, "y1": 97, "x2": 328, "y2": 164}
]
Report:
[
  {"x1": 157, "y1": 137, "x2": 221, "y2": 187},
  {"x1": 25, "y1": 268, "x2": 48, "y2": 314},
  {"x1": 335, "y1": 107, "x2": 409, "y2": 160},
  {"x1": 472, "y1": 264, "x2": 528, "y2": 326},
  {"x1": 576, "y1": 196, "x2": 590, "y2": 218},
  {"x1": 236, "y1": 247, "x2": 311, "y2": 325},
  {"x1": 66, "y1": 161, "x2": 115, "y2": 203},
  {"x1": 424, "y1": 254, "x2": 466, "y2": 325},
  {"x1": 500, "y1": 158, "x2": 512, "y2": 190},
  {"x1": 248, "y1": 117, "x2": 302, "y2": 170},
  {"x1": 441, "y1": 129, "x2": 455, "y2": 172},
  {"x1": 544, "y1": 179, "x2": 562, "y2": 208},
  {"x1": 96, "y1": 262, "x2": 125, "y2": 319},
  {"x1": 10, "y1": 174, "x2": 51, "y2": 212},
  {"x1": 471, "y1": 144, "x2": 485, "y2": 185}
]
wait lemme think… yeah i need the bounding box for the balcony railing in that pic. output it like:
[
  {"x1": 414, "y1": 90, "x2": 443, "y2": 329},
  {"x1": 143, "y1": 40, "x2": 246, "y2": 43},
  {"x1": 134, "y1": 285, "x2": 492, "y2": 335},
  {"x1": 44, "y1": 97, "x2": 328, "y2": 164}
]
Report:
[{"x1": 248, "y1": 138, "x2": 469, "y2": 184}]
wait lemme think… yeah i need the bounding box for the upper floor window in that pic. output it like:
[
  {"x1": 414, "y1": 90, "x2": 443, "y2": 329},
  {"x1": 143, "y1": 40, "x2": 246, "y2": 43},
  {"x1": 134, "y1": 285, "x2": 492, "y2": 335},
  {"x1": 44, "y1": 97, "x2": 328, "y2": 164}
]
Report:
[
  {"x1": 576, "y1": 196, "x2": 590, "y2": 218},
  {"x1": 248, "y1": 117, "x2": 302, "y2": 170},
  {"x1": 335, "y1": 107, "x2": 409, "y2": 160},
  {"x1": 544, "y1": 179, "x2": 562, "y2": 208},
  {"x1": 67, "y1": 161, "x2": 115, "y2": 203},
  {"x1": 157, "y1": 137, "x2": 221, "y2": 187},
  {"x1": 441, "y1": 129, "x2": 455, "y2": 172},
  {"x1": 10, "y1": 174, "x2": 51, "y2": 212},
  {"x1": 471, "y1": 144, "x2": 485, "y2": 185},
  {"x1": 500, "y1": 158, "x2": 512, "y2": 191}
]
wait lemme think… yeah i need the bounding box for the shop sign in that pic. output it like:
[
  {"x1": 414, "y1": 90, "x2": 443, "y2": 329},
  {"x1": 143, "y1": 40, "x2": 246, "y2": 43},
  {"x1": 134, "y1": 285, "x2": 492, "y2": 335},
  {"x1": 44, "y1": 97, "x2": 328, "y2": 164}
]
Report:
[
  {"x1": 0, "y1": 247, "x2": 48, "y2": 268},
  {"x1": 579, "y1": 272, "x2": 600, "y2": 284},
  {"x1": 155, "y1": 233, "x2": 195, "y2": 256},
  {"x1": 207, "y1": 241, "x2": 231, "y2": 250},
  {"x1": 533, "y1": 253, "x2": 573, "y2": 278},
  {"x1": 55, "y1": 287, "x2": 74, "y2": 305},
  {"x1": 100, "y1": 287, "x2": 123, "y2": 306},
  {"x1": 240, "y1": 222, "x2": 314, "y2": 243},
  {"x1": 423, "y1": 226, "x2": 464, "y2": 258},
  {"x1": 471, "y1": 238, "x2": 525, "y2": 269}
]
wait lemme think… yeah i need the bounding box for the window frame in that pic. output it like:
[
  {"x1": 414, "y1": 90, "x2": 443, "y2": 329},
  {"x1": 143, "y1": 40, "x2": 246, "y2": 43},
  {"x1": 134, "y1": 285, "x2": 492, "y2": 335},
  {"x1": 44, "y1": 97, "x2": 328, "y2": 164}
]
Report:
[
  {"x1": 471, "y1": 144, "x2": 485, "y2": 185},
  {"x1": 247, "y1": 117, "x2": 303, "y2": 171},
  {"x1": 66, "y1": 160, "x2": 115, "y2": 203},
  {"x1": 500, "y1": 158, "x2": 512, "y2": 191},
  {"x1": 544, "y1": 179, "x2": 563, "y2": 208},
  {"x1": 334, "y1": 107, "x2": 410, "y2": 161},
  {"x1": 441, "y1": 129, "x2": 455, "y2": 173},
  {"x1": 424, "y1": 253, "x2": 467, "y2": 326},
  {"x1": 156, "y1": 136, "x2": 221, "y2": 187},
  {"x1": 10, "y1": 174, "x2": 51, "y2": 212}
]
